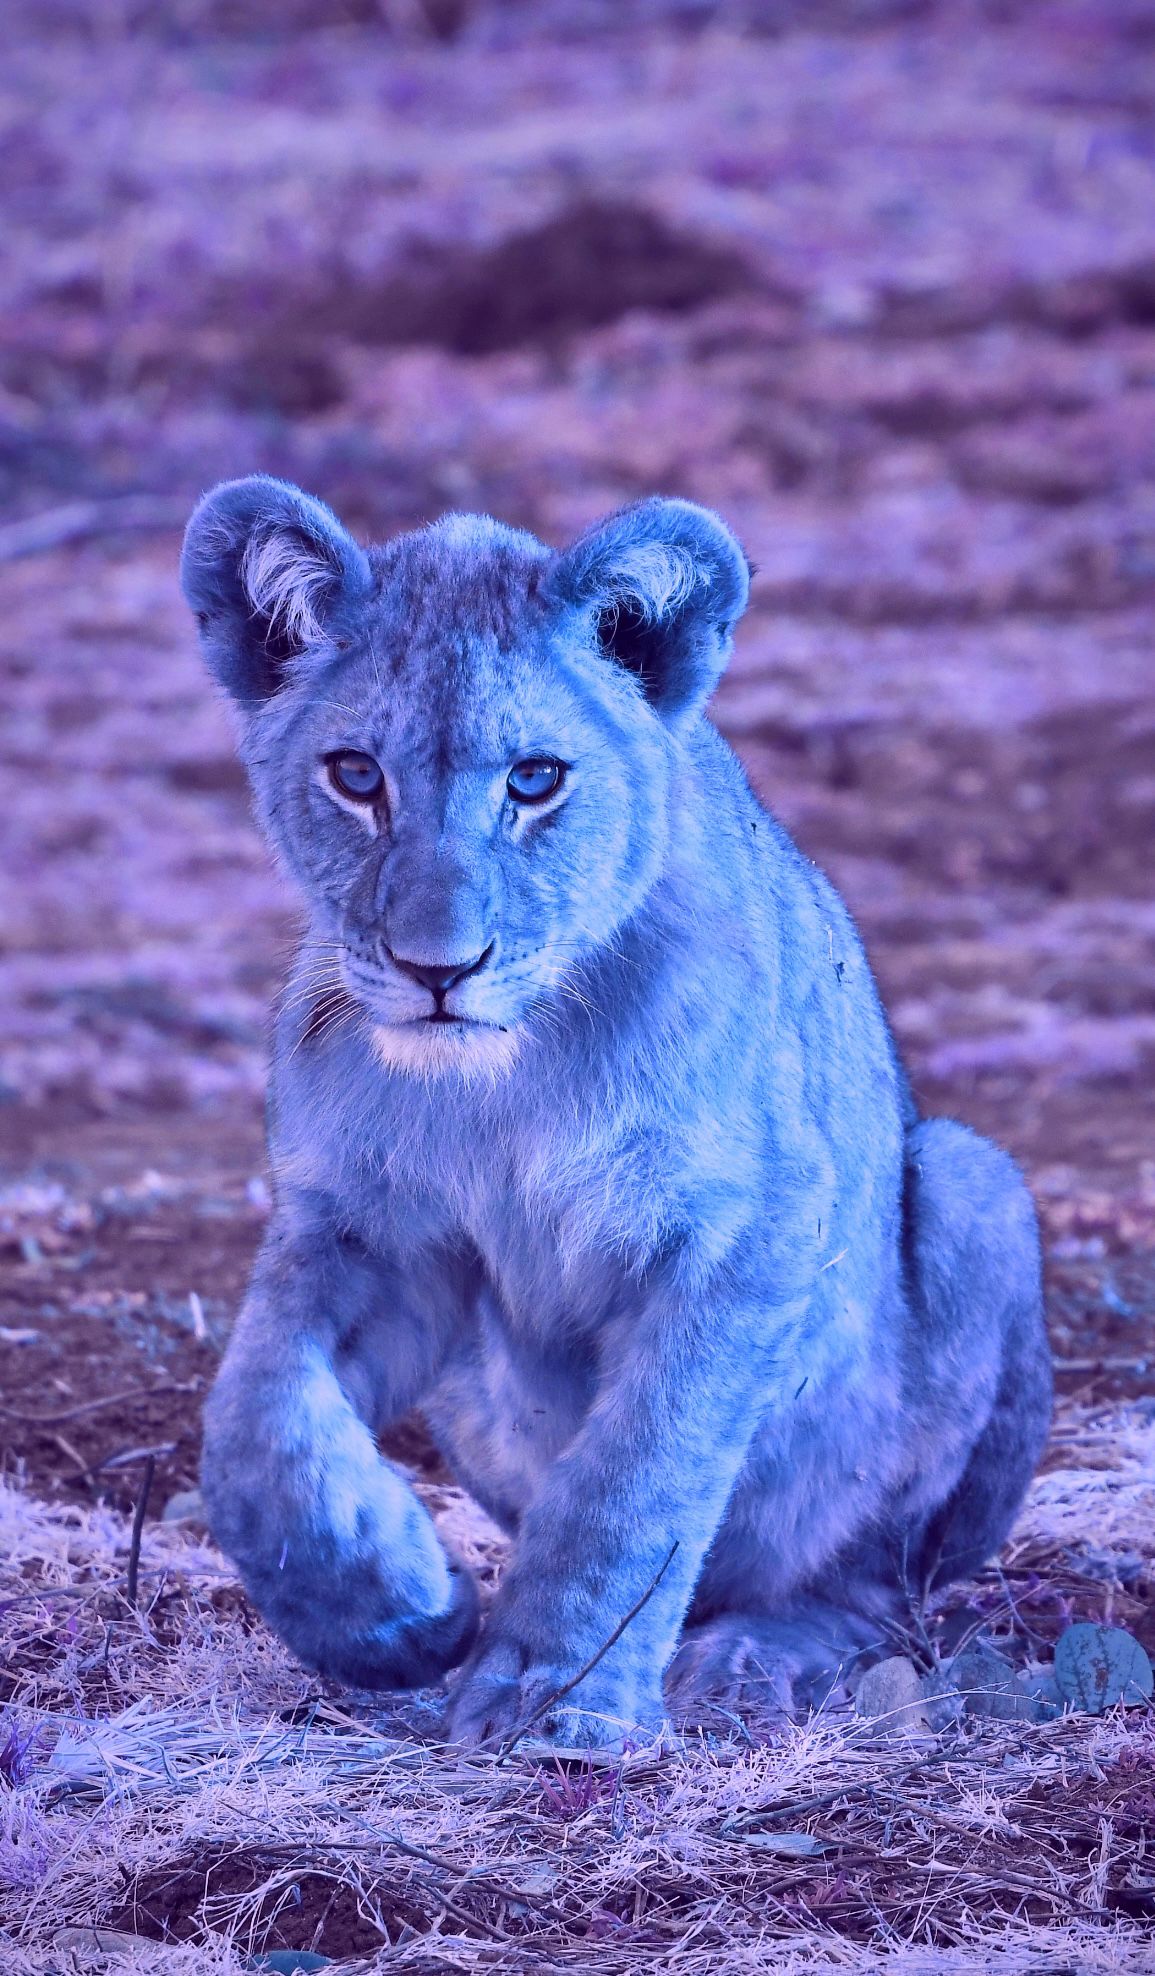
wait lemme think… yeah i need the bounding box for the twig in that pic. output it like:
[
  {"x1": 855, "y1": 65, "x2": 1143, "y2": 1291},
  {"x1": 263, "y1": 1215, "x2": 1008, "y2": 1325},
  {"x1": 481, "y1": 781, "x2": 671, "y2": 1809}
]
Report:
[
  {"x1": 0, "y1": 495, "x2": 189, "y2": 563},
  {"x1": 913, "y1": 1856, "x2": 1113, "y2": 1918},
  {"x1": 873, "y1": 1786, "x2": 1024, "y2": 1841},
  {"x1": 51, "y1": 1430, "x2": 89, "y2": 1480},
  {"x1": 0, "y1": 1584, "x2": 102, "y2": 1615},
  {"x1": 63, "y1": 1442, "x2": 176, "y2": 1486},
  {"x1": 724, "y1": 1752, "x2": 951, "y2": 1832},
  {"x1": 496, "y1": 1541, "x2": 679, "y2": 1755},
  {"x1": 723, "y1": 1781, "x2": 875, "y2": 1831},
  {"x1": 125, "y1": 1455, "x2": 156, "y2": 1609},
  {"x1": 0, "y1": 1382, "x2": 200, "y2": 1428},
  {"x1": 1053, "y1": 1356, "x2": 1151, "y2": 1374}
]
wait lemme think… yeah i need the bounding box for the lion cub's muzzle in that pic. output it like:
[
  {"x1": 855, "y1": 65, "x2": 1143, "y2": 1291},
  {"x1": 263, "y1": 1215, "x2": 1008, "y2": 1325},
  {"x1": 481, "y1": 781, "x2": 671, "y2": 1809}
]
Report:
[{"x1": 383, "y1": 940, "x2": 495, "y2": 1022}]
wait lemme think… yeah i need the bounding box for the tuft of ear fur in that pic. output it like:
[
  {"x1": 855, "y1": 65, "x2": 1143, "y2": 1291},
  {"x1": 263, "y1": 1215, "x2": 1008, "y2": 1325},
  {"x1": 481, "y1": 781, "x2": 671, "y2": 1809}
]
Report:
[
  {"x1": 181, "y1": 476, "x2": 372, "y2": 710},
  {"x1": 547, "y1": 496, "x2": 751, "y2": 719}
]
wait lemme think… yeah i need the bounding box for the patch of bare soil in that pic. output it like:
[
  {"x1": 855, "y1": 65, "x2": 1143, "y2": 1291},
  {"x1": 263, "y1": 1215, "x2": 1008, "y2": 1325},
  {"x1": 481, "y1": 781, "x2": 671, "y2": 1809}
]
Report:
[
  {"x1": 109, "y1": 1845, "x2": 391, "y2": 1959},
  {"x1": 0, "y1": 1110, "x2": 443, "y2": 1520}
]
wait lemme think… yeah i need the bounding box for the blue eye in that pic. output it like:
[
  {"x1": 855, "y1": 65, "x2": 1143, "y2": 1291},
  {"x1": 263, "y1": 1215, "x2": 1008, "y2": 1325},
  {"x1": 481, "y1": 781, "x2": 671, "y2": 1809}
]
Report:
[
  {"x1": 507, "y1": 758, "x2": 565, "y2": 805},
  {"x1": 329, "y1": 751, "x2": 384, "y2": 802}
]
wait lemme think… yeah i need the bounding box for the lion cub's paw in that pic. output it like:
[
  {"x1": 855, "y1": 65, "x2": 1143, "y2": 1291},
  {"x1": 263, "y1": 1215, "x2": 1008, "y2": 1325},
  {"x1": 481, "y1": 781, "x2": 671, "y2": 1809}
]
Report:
[
  {"x1": 445, "y1": 1635, "x2": 664, "y2": 1752},
  {"x1": 666, "y1": 1613, "x2": 863, "y2": 1726},
  {"x1": 666, "y1": 1618, "x2": 803, "y2": 1724}
]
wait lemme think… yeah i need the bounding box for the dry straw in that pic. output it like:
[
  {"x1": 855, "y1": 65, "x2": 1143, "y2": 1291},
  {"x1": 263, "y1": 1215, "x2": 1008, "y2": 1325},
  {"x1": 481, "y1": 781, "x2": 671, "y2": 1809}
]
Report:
[{"x1": 1, "y1": 1398, "x2": 1153, "y2": 1973}]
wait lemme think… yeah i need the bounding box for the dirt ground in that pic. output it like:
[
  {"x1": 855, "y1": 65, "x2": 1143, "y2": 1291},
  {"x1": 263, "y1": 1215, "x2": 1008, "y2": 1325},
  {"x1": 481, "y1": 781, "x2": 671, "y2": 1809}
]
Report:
[{"x1": 1, "y1": 1, "x2": 1154, "y2": 1965}]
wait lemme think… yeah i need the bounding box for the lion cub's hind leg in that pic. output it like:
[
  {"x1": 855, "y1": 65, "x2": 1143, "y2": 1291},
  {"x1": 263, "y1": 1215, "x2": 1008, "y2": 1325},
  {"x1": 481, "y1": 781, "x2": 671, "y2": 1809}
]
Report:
[
  {"x1": 668, "y1": 1118, "x2": 1052, "y2": 1726},
  {"x1": 887, "y1": 1116, "x2": 1052, "y2": 1596}
]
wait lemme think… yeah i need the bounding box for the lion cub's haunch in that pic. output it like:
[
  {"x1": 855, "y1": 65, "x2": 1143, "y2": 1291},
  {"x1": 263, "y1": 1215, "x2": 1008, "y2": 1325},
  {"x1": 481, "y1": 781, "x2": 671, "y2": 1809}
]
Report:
[{"x1": 182, "y1": 477, "x2": 1051, "y2": 1746}]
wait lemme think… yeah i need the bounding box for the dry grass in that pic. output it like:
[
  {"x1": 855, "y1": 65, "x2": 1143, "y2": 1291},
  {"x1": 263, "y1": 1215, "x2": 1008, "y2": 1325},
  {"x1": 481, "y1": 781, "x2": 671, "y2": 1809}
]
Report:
[{"x1": 2, "y1": 1402, "x2": 1154, "y2": 1973}]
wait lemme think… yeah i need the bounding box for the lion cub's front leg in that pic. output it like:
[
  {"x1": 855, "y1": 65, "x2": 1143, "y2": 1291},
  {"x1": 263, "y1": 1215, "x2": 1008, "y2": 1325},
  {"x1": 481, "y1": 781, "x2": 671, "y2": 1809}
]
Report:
[
  {"x1": 203, "y1": 1214, "x2": 477, "y2": 1689},
  {"x1": 446, "y1": 1248, "x2": 819, "y2": 1750}
]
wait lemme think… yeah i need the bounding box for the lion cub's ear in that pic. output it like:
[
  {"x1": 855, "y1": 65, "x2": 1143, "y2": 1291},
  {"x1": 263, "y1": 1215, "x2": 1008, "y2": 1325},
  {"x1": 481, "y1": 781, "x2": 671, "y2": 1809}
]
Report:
[
  {"x1": 181, "y1": 476, "x2": 372, "y2": 711},
  {"x1": 547, "y1": 497, "x2": 751, "y2": 720}
]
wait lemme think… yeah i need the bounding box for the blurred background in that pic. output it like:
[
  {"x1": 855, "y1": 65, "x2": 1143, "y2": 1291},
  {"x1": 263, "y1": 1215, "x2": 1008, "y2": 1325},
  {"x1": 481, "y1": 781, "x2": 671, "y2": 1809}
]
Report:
[{"x1": 1, "y1": 0, "x2": 1154, "y2": 1511}]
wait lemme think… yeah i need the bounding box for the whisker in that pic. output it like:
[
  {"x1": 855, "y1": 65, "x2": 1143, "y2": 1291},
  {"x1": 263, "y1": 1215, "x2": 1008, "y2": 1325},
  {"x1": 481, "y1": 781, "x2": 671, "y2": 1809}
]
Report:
[
  {"x1": 276, "y1": 968, "x2": 346, "y2": 1010},
  {"x1": 284, "y1": 993, "x2": 366, "y2": 1064}
]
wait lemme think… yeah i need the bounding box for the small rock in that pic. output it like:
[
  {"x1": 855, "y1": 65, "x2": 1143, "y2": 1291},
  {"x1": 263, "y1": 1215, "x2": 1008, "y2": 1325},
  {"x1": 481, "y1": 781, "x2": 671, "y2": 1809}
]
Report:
[
  {"x1": 1014, "y1": 1665, "x2": 1062, "y2": 1722},
  {"x1": 854, "y1": 1657, "x2": 930, "y2": 1736},
  {"x1": 920, "y1": 1665, "x2": 966, "y2": 1732},
  {"x1": 162, "y1": 1487, "x2": 207, "y2": 1528},
  {"x1": 951, "y1": 1645, "x2": 1011, "y2": 1687},
  {"x1": 729, "y1": 1829, "x2": 830, "y2": 1856},
  {"x1": 951, "y1": 1647, "x2": 1029, "y2": 1721},
  {"x1": 1054, "y1": 1624, "x2": 1154, "y2": 1714},
  {"x1": 920, "y1": 1649, "x2": 1058, "y2": 1727}
]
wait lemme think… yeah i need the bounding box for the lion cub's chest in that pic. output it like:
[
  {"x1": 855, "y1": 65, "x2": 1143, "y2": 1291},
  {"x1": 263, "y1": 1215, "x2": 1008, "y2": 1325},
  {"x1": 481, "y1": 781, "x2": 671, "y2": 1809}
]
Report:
[
  {"x1": 365, "y1": 1108, "x2": 664, "y2": 1336},
  {"x1": 455, "y1": 1159, "x2": 638, "y2": 1339},
  {"x1": 432, "y1": 1138, "x2": 643, "y2": 1335}
]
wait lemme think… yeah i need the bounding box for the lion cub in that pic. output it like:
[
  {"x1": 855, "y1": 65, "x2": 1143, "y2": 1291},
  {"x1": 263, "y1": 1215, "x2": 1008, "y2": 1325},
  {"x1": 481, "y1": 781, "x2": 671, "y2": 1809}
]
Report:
[{"x1": 182, "y1": 477, "x2": 1051, "y2": 1746}]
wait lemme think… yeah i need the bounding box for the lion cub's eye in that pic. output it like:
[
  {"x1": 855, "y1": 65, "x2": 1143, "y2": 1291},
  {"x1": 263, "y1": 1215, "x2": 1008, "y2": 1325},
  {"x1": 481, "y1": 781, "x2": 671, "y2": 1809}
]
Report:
[
  {"x1": 328, "y1": 751, "x2": 384, "y2": 802},
  {"x1": 507, "y1": 758, "x2": 565, "y2": 805}
]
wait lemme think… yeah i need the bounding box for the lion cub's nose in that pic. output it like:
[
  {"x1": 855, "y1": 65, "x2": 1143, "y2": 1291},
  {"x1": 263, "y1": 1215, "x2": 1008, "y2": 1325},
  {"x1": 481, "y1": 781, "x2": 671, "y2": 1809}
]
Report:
[{"x1": 387, "y1": 944, "x2": 494, "y2": 997}]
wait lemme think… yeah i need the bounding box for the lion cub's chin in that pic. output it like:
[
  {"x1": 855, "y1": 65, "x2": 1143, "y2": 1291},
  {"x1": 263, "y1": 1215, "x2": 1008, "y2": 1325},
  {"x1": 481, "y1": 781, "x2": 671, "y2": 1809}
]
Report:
[{"x1": 370, "y1": 1020, "x2": 522, "y2": 1085}]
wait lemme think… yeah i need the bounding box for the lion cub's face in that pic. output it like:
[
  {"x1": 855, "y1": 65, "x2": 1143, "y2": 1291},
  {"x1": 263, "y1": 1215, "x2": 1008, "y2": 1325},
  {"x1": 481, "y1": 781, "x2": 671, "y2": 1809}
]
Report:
[
  {"x1": 270, "y1": 525, "x2": 672, "y2": 1078},
  {"x1": 182, "y1": 481, "x2": 749, "y2": 1079}
]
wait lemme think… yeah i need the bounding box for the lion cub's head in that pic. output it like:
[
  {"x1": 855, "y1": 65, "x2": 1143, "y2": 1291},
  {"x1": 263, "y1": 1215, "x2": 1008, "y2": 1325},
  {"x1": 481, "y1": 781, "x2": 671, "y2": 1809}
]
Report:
[{"x1": 182, "y1": 478, "x2": 749, "y2": 1079}]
